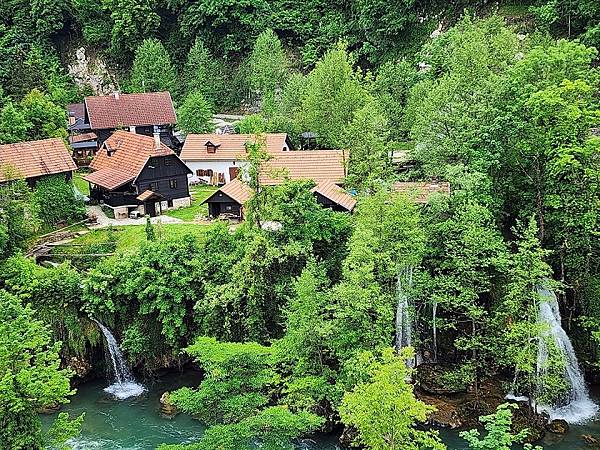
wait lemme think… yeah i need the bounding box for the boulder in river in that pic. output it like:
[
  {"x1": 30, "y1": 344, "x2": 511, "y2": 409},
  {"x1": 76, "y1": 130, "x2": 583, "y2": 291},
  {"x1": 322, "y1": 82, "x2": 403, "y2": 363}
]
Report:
[
  {"x1": 160, "y1": 391, "x2": 178, "y2": 418},
  {"x1": 547, "y1": 419, "x2": 569, "y2": 434},
  {"x1": 582, "y1": 434, "x2": 600, "y2": 447}
]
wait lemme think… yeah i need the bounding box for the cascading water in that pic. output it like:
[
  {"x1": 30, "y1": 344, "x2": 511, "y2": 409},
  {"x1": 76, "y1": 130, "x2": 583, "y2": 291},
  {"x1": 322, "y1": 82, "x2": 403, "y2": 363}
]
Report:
[
  {"x1": 396, "y1": 266, "x2": 420, "y2": 366},
  {"x1": 93, "y1": 319, "x2": 146, "y2": 400},
  {"x1": 535, "y1": 286, "x2": 598, "y2": 423}
]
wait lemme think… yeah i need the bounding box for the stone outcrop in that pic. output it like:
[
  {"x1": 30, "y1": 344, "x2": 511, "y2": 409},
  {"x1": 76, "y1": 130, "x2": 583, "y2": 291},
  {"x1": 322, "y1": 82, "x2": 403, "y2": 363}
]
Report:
[{"x1": 67, "y1": 47, "x2": 118, "y2": 95}]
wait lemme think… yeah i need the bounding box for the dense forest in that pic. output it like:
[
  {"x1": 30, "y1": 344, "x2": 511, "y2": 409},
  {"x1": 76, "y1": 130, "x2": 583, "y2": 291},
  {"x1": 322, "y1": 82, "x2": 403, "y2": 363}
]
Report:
[{"x1": 2, "y1": 0, "x2": 600, "y2": 449}]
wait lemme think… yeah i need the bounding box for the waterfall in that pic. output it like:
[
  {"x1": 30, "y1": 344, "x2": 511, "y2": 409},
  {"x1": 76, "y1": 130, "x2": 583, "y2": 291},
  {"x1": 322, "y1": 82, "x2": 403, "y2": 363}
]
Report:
[
  {"x1": 396, "y1": 266, "x2": 420, "y2": 366},
  {"x1": 535, "y1": 286, "x2": 598, "y2": 423},
  {"x1": 93, "y1": 319, "x2": 146, "y2": 400}
]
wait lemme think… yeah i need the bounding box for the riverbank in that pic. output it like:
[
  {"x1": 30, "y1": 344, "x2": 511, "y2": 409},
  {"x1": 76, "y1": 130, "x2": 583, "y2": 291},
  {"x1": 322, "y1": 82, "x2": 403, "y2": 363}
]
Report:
[{"x1": 42, "y1": 369, "x2": 600, "y2": 450}]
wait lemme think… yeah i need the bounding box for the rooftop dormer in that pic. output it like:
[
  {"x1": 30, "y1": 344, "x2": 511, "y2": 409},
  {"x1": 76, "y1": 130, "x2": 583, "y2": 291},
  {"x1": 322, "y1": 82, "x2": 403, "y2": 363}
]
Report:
[{"x1": 205, "y1": 140, "x2": 221, "y2": 154}]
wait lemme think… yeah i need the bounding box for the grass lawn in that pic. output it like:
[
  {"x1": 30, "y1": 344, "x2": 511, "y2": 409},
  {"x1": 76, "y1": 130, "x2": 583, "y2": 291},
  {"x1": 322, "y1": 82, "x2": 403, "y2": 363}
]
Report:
[
  {"x1": 73, "y1": 171, "x2": 90, "y2": 196},
  {"x1": 56, "y1": 223, "x2": 214, "y2": 254},
  {"x1": 165, "y1": 185, "x2": 218, "y2": 222}
]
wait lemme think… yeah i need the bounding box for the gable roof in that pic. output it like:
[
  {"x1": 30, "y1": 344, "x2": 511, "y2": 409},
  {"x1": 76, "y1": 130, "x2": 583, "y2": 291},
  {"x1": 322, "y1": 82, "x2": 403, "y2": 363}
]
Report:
[
  {"x1": 0, "y1": 138, "x2": 76, "y2": 182},
  {"x1": 69, "y1": 132, "x2": 98, "y2": 144},
  {"x1": 68, "y1": 103, "x2": 85, "y2": 121},
  {"x1": 312, "y1": 181, "x2": 356, "y2": 211},
  {"x1": 392, "y1": 181, "x2": 451, "y2": 203},
  {"x1": 84, "y1": 92, "x2": 177, "y2": 130},
  {"x1": 83, "y1": 130, "x2": 175, "y2": 190},
  {"x1": 260, "y1": 150, "x2": 346, "y2": 184},
  {"x1": 180, "y1": 133, "x2": 290, "y2": 161},
  {"x1": 204, "y1": 178, "x2": 253, "y2": 205}
]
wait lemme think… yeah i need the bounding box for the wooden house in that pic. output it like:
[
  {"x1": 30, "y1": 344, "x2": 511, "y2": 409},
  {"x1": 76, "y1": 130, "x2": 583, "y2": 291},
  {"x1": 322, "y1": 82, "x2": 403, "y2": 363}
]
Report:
[
  {"x1": 180, "y1": 133, "x2": 293, "y2": 185},
  {"x1": 0, "y1": 138, "x2": 76, "y2": 186},
  {"x1": 203, "y1": 150, "x2": 354, "y2": 219},
  {"x1": 84, "y1": 131, "x2": 191, "y2": 219},
  {"x1": 68, "y1": 91, "x2": 178, "y2": 150}
]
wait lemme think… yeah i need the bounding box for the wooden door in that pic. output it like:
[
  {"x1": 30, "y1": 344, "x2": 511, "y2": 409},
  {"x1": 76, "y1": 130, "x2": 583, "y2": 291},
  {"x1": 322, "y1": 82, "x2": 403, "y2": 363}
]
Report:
[
  {"x1": 228, "y1": 167, "x2": 240, "y2": 181},
  {"x1": 145, "y1": 201, "x2": 156, "y2": 217}
]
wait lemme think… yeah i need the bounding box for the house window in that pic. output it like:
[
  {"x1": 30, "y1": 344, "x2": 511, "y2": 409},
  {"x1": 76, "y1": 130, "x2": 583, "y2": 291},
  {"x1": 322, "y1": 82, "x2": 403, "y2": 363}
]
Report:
[
  {"x1": 169, "y1": 179, "x2": 178, "y2": 189},
  {"x1": 149, "y1": 182, "x2": 158, "y2": 191},
  {"x1": 196, "y1": 169, "x2": 213, "y2": 177},
  {"x1": 207, "y1": 144, "x2": 216, "y2": 154},
  {"x1": 165, "y1": 157, "x2": 172, "y2": 166}
]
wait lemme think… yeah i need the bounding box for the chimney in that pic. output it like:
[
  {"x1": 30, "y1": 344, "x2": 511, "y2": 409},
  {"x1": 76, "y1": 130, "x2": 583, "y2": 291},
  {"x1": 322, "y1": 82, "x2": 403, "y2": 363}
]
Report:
[
  {"x1": 113, "y1": 91, "x2": 120, "y2": 100},
  {"x1": 153, "y1": 133, "x2": 161, "y2": 150}
]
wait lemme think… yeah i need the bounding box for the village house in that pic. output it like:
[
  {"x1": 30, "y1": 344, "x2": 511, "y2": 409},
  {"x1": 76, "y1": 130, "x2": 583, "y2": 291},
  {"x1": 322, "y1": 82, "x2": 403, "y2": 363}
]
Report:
[
  {"x1": 0, "y1": 138, "x2": 76, "y2": 186},
  {"x1": 84, "y1": 131, "x2": 191, "y2": 219},
  {"x1": 180, "y1": 133, "x2": 293, "y2": 185},
  {"x1": 68, "y1": 91, "x2": 178, "y2": 152},
  {"x1": 203, "y1": 149, "x2": 356, "y2": 219}
]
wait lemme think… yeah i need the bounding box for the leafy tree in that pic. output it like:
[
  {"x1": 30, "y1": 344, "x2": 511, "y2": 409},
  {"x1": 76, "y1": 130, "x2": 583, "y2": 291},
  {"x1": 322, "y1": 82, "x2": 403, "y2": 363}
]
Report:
[
  {"x1": 177, "y1": 91, "x2": 213, "y2": 134},
  {"x1": 84, "y1": 235, "x2": 203, "y2": 354},
  {"x1": 424, "y1": 199, "x2": 508, "y2": 395},
  {"x1": 460, "y1": 403, "x2": 542, "y2": 450},
  {"x1": 499, "y1": 218, "x2": 559, "y2": 407},
  {"x1": 159, "y1": 406, "x2": 322, "y2": 450},
  {"x1": 248, "y1": 29, "x2": 289, "y2": 116},
  {"x1": 170, "y1": 337, "x2": 275, "y2": 424},
  {"x1": 297, "y1": 43, "x2": 370, "y2": 148},
  {"x1": 407, "y1": 16, "x2": 521, "y2": 207},
  {"x1": 275, "y1": 262, "x2": 335, "y2": 413},
  {"x1": 0, "y1": 290, "x2": 82, "y2": 449},
  {"x1": 339, "y1": 347, "x2": 445, "y2": 450},
  {"x1": 0, "y1": 177, "x2": 35, "y2": 260},
  {"x1": 352, "y1": 0, "x2": 422, "y2": 65},
  {"x1": 0, "y1": 101, "x2": 30, "y2": 144},
  {"x1": 180, "y1": 38, "x2": 220, "y2": 105},
  {"x1": 129, "y1": 38, "x2": 177, "y2": 93},
  {"x1": 103, "y1": 0, "x2": 161, "y2": 57},
  {"x1": 374, "y1": 59, "x2": 420, "y2": 141},
  {"x1": 166, "y1": 0, "x2": 269, "y2": 57},
  {"x1": 234, "y1": 114, "x2": 267, "y2": 134},
  {"x1": 330, "y1": 191, "x2": 425, "y2": 360},
  {"x1": 0, "y1": 256, "x2": 95, "y2": 357},
  {"x1": 343, "y1": 100, "x2": 391, "y2": 192},
  {"x1": 32, "y1": 175, "x2": 85, "y2": 226},
  {"x1": 20, "y1": 89, "x2": 67, "y2": 140}
]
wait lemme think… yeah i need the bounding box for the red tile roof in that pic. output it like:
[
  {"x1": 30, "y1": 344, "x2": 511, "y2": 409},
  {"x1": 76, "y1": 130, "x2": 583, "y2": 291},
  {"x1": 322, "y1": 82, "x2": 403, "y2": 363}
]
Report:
[
  {"x1": 68, "y1": 103, "x2": 85, "y2": 121},
  {"x1": 312, "y1": 181, "x2": 356, "y2": 211},
  {"x1": 260, "y1": 150, "x2": 346, "y2": 184},
  {"x1": 0, "y1": 138, "x2": 76, "y2": 182},
  {"x1": 137, "y1": 189, "x2": 163, "y2": 201},
  {"x1": 69, "y1": 132, "x2": 97, "y2": 144},
  {"x1": 84, "y1": 92, "x2": 177, "y2": 130},
  {"x1": 83, "y1": 130, "x2": 174, "y2": 190},
  {"x1": 392, "y1": 181, "x2": 451, "y2": 203},
  {"x1": 180, "y1": 133, "x2": 290, "y2": 161},
  {"x1": 213, "y1": 178, "x2": 253, "y2": 204}
]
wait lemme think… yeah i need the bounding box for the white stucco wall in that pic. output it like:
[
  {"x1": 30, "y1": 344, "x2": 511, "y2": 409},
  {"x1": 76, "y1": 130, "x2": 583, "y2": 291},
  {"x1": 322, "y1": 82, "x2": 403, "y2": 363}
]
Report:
[{"x1": 184, "y1": 159, "x2": 250, "y2": 185}]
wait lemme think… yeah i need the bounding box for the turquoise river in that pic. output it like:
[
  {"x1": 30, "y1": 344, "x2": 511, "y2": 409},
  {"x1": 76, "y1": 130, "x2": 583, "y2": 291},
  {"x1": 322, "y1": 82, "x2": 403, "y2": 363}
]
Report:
[{"x1": 41, "y1": 372, "x2": 600, "y2": 449}]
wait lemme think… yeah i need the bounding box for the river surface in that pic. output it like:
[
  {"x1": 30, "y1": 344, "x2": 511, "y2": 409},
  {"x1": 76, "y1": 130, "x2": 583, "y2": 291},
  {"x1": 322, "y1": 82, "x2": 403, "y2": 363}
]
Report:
[{"x1": 42, "y1": 372, "x2": 600, "y2": 449}]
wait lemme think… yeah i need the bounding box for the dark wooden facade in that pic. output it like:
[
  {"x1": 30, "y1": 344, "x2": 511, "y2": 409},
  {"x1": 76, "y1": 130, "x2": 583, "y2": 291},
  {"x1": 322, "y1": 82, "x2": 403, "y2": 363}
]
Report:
[
  {"x1": 135, "y1": 155, "x2": 191, "y2": 206},
  {"x1": 206, "y1": 192, "x2": 243, "y2": 219},
  {"x1": 89, "y1": 154, "x2": 191, "y2": 214}
]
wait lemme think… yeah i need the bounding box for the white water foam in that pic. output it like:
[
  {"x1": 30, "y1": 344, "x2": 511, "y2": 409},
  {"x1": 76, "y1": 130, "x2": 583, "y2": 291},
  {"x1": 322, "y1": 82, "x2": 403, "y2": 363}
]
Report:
[
  {"x1": 536, "y1": 286, "x2": 598, "y2": 424},
  {"x1": 104, "y1": 381, "x2": 147, "y2": 400},
  {"x1": 93, "y1": 319, "x2": 146, "y2": 400}
]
